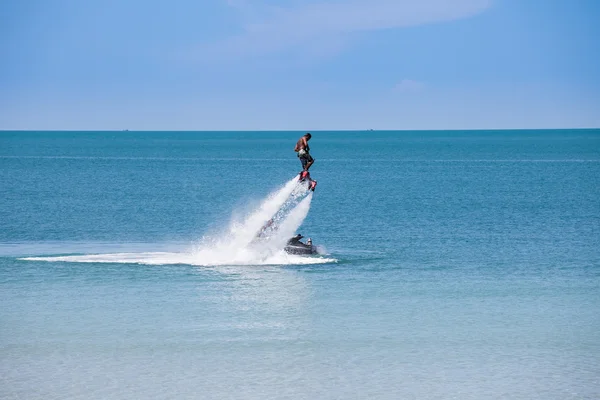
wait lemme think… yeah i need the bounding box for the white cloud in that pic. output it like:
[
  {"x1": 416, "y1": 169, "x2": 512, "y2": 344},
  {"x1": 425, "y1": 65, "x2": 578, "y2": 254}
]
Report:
[{"x1": 203, "y1": 0, "x2": 492, "y2": 59}]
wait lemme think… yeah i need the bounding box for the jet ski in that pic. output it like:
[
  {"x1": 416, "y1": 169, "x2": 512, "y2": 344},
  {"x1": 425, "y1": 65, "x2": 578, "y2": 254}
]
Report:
[{"x1": 284, "y1": 234, "x2": 317, "y2": 255}]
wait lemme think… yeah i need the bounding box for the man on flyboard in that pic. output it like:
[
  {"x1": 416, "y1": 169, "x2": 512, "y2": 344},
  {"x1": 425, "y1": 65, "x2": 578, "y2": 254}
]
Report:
[{"x1": 294, "y1": 133, "x2": 317, "y2": 191}]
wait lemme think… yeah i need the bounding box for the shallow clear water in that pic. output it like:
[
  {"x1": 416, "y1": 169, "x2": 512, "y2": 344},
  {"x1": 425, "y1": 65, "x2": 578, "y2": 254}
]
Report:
[{"x1": 1, "y1": 130, "x2": 599, "y2": 399}]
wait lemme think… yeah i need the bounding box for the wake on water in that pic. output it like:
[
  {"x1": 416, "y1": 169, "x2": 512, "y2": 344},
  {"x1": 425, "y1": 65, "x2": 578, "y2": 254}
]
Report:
[{"x1": 22, "y1": 177, "x2": 336, "y2": 266}]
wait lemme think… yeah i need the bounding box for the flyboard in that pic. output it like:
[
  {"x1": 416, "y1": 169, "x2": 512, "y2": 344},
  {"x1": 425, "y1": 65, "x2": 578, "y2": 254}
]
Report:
[{"x1": 298, "y1": 170, "x2": 317, "y2": 191}]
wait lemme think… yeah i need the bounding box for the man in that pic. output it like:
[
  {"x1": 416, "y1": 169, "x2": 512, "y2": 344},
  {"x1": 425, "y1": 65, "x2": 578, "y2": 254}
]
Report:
[{"x1": 294, "y1": 133, "x2": 314, "y2": 171}]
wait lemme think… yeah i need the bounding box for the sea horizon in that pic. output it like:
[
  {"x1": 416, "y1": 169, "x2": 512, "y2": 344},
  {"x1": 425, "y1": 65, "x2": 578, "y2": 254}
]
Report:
[{"x1": 2, "y1": 127, "x2": 600, "y2": 133}]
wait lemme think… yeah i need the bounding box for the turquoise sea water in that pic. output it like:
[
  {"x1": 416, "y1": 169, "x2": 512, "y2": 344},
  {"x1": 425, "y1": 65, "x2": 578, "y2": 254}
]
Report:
[{"x1": 1, "y1": 130, "x2": 599, "y2": 399}]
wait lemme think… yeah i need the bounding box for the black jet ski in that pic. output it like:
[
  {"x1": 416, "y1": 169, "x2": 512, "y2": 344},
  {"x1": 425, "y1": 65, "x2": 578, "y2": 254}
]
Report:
[{"x1": 285, "y1": 234, "x2": 317, "y2": 255}]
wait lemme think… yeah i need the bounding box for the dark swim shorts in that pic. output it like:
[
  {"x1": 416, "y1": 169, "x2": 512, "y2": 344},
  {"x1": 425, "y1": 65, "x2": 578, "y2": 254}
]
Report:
[{"x1": 298, "y1": 152, "x2": 313, "y2": 169}]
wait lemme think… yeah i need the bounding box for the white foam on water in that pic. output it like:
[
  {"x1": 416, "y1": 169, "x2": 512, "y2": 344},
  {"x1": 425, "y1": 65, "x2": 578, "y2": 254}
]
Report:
[
  {"x1": 228, "y1": 178, "x2": 299, "y2": 247},
  {"x1": 185, "y1": 180, "x2": 333, "y2": 266},
  {"x1": 21, "y1": 250, "x2": 334, "y2": 266},
  {"x1": 255, "y1": 193, "x2": 314, "y2": 253},
  {"x1": 21, "y1": 177, "x2": 337, "y2": 266}
]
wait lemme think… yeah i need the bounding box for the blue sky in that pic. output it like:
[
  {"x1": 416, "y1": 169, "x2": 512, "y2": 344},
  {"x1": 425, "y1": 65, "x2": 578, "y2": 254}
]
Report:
[{"x1": 1, "y1": 0, "x2": 599, "y2": 130}]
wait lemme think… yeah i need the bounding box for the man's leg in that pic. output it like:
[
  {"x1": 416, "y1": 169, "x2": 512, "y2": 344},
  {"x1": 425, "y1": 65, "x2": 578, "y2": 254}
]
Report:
[
  {"x1": 305, "y1": 156, "x2": 314, "y2": 171},
  {"x1": 300, "y1": 156, "x2": 308, "y2": 171}
]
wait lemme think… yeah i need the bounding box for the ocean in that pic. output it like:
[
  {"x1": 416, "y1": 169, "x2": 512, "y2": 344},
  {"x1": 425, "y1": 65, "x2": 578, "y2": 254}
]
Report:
[{"x1": 1, "y1": 130, "x2": 599, "y2": 399}]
